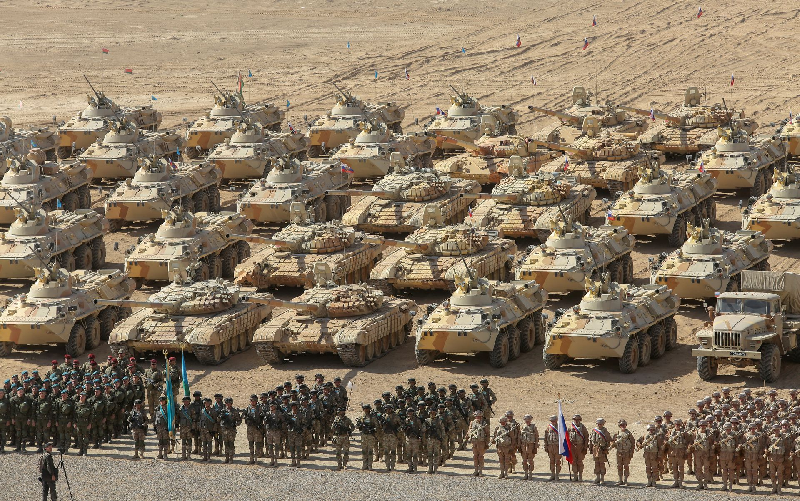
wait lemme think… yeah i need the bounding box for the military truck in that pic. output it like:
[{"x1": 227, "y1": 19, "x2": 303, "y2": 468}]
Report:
[
  {"x1": 206, "y1": 122, "x2": 308, "y2": 179},
  {"x1": 0, "y1": 117, "x2": 58, "y2": 162},
  {"x1": 331, "y1": 123, "x2": 435, "y2": 178},
  {"x1": 743, "y1": 163, "x2": 800, "y2": 240},
  {"x1": 693, "y1": 270, "x2": 800, "y2": 383}
]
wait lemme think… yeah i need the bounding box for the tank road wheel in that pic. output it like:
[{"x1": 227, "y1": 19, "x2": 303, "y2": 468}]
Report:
[
  {"x1": 517, "y1": 317, "x2": 536, "y2": 353},
  {"x1": 207, "y1": 186, "x2": 221, "y2": 212},
  {"x1": 58, "y1": 252, "x2": 76, "y2": 272},
  {"x1": 220, "y1": 247, "x2": 238, "y2": 279},
  {"x1": 221, "y1": 338, "x2": 232, "y2": 358},
  {"x1": 236, "y1": 241, "x2": 251, "y2": 262},
  {"x1": 84, "y1": 317, "x2": 102, "y2": 350},
  {"x1": 638, "y1": 333, "x2": 652, "y2": 367},
  {"x1": 193, "y1": 191, "x2": 210, "y2": 213},
  {"x1": 325, "y1": 195, "x2": 341, "y2": 221},
  {"x1": 489, "y1": 330, "x2": 510, "y2": 368},
  {"x1": 255, "y1": 342, "x2": 284, "y2": 365},
  {"x1": 62, "y1": 192, "x2": 79, "y2": 212},
  {"x1": 649, "y1": 323, "x2": 666, "y2": 360},
  {"x1": 508, "y1": 324, "x2": 521, "y2": 361},
  {"x1": 619, "y1": 336, "x2": 640, "y2": 374},
  {"x1": 696, "y1": 356, "x2": 718, "y2": 381},
  {"x1": 193, "y1": 344, "x2": 224, "y2": 366},
  {"x1": 66, "y1": 323, "x2": 87, "y2": 357},
  {"x1": 759, "y1": 344, "x2": 782, "y2": 383},
  {"x1": 338, "y1": 344, "x2": 368, "y2": 367},
  {"x1": 365, "y1": 340, "x2": 376, "y2": 361},
  {"x1": 373, "y1": 339, "x2": 384, "y2": 358},
  {"x1": 664, "y1": 316, "x2": 678, "y2": 351},
  {"x1": 91, "y1": 238, "x2": 106, "y2": 269},
  {"x1": 751, "y1": 171, "x2": 765, "y2": 198},
  {"x1": 543, "y1": 351, "x2": 566, "y2": 370},
  {"x1": 0, "y1": 342, "x2": 14, "y2": 357},
  {"x1": 78, "y1": 185, "x2": 91, "y2": 208},
  {"x1": 380, "y1": 334, "x2": 390, "y2": 355},
  {"x1": 98, "y1": 307, "x2": 119, "y2": 341},
  {"x1": 73, "y1": 244, "x2": 93, "y2": 270},
  {"x1": 237, "y1": 332, "x2": 248, "y2": 352},
  {"x1": 230, "y1": 334, "x2": 240, "y2": 353},
  {"x1": 667, "y1": 213, "x2": 687, "y2": 247},
  {"x1": 193, "y1": 262, "x2": 210, "y2": 282}
]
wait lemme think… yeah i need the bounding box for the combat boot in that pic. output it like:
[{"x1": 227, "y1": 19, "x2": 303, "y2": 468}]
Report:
[
  {"x1": 600, "y1": 474, "x2": 605, "y2": 485},
  {"x1": 617, "y1": 476, "x2": 625, "y2": 486}
]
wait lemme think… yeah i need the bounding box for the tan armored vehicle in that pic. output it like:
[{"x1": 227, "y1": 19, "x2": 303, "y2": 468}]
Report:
[
  {"x1": 464, "y1": 161, "x2": 596, "y2": 241},
  {"x1": 514, "y1": 218, "x2": 635, "y2": 293},
  {"x1": 0, "y1": 150, "x2": 92, "y2": 223},
  {"x1": 206, "y1": 121, "x2": 308, "y2": 179},
  {"x1": 307, "y1": 85, "x2": 405, "y2": 157},
  {"x1": 234, "y1": 203, "x2": 382, "y2": 289},
  {"x1": 415, "y1": 269, "x2": 548, "y2": 368},
  {"x1": 0, "y1": 265, "x2": 134, "y2": 357},
  {"x1": 779, "y1": 118, "x2": 800, "y2": 157},
  {"x1": 0, "y1": 117, "x2": 58, "y2": 163},
  {"x1": 693, "y1": 271, "x2": 800, "y2": 383},
  {"x1": 743, "y1": 164, "x2": 800, "y2": 240},
  {"x1": 370, "y1": 205, "x2": 517, "y2": 291},
  {"x1": 79, "y1": 119, "x2": 182, "y2": 180},
  {"x1": 124, "y1": 210, "x2": 253, "y2": 285},
  {"x1": 104, "y1": 157, "x2": 221, "y2": 230},
  {"x1": 237, "y1": 159, "x2": 353, "y2": 224},
  {"x1": 331, "y1": 158, "x2": 481, "y2": 234},
  {"x1": 185, "y1": 91, "x2": 284, "y2": 158},
  {"x1": 543, "y1": 275, "x2": 680, "y2": 374},
  {"x1": 103, "y1": 279, "x2": 274, "y2": 365},
  {"x1": 332, "y1": 123, "x2": 435, "y2": 178},
  {"x1": 608, "y1": 155, "x2": 718, "y2": 246},
  {"x1": 251, "y1": 263, "x2": 416, "y2": 367}
]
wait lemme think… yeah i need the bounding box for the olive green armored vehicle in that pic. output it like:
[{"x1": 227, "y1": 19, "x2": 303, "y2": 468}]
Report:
[
  {"x1": 743, "y1": 164, "x2": 800, "y2": 240},
  {"x1": 206, "y1": 122, "x2": 308, "y2": 179},
  {"x1": 332, "y1": 123, "x2": 435, "y2": 178}
]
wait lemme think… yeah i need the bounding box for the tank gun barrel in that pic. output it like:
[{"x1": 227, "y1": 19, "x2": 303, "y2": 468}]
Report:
[
  {"x1": 618, "y1": 106, "x2": 681, "y2": 124},
  {"x1": 325, "y1": 189, "x2": 396, "y2": 198},
  {"x1": 94, "y1": 298, "x2": 179, "y2": 309},
  {"x1": 229, "y1": 234, "x2": 295, "y2": 247},
  {"x1": 527, "y1": 106, "x2": 581, "y2": 125},
  {"x1": 243, "y1": 296, "x2": 320, "y2": 312},
  {"x1": 361, "y1": 236, "x2": 430, "y2": 251},
  {"x1": 459, "y1": 192, "x2": 519, "y2": 202}
]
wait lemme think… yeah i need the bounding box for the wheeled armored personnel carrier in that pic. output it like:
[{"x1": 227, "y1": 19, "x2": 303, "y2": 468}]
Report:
[
  {"x1": 104, "y1": 157, "x2": 221, "y2": 230},
  {"x1": 103, "y1": 279, "x2": 274, "y2": 365},
  {"x1": 307, "y1": 85, "x2": 405, "y2": 157},
  {"x1": 743, "y1": 164, "x2": 800, "y2": 240},
  {"x1": 608, "y1": 155, "x2": 718, "y2": 246},
  {"x1": 415, "y1": 269, "x2": 548, "y2": 368},
  {"x1": 234, "y1": 203, "x2": 382, "y2": 289},
  {"x1": 0, "y1": 117, "x2": 58, "y2": 163},
  {"x1": 206, "y1": 122, "x2": 308, "y2": 179},
  {"x1": 251, "y1": 263, "x2": 417, "y2": 367},
  {"x1": 0, "y1": 265, "x2": 134, "y2": 357},
  {"x1": 543, "y1": 274, "x2": 680, "y2": 374},
  {"x1": 514, "y1": 218, "x2": 635, "y2": 293},
  {"x1": 124, "y1": 210, "x2": 253, "y2": 285},
  {"x1": 651, "y1": 219, "x2": 772, "y2": 299},
  {"x1": 779, "y1": 118, "x2": 800, "y2": 158},
  {"x1": 528, "y1": 91, "x2": 649, "y2": 137},
  {"x1": 331, "y1": 123, "x2": 435, "y2": 178},
  {"x1": 237, "y1": 158, "x2": 353, "y2": 224}
]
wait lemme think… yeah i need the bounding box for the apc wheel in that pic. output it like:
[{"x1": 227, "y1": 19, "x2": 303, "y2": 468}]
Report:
[
  {"x1": 0, "y1": 342, "x2": 13, "y2": 357},
  {"x1": 66, "y1": 323, "x2": 87, "y2": 357},
  {"x1": 193, "y1": 262, "x2": 210, "y2": 282},
  {"x1": 57, "y1": 146, "x2": 72, "y2": 159},
  {"x1": 751, "y1": 171, "x2": 765, "y2": 198},
  {"x1": 543, "y1": 351, "x2": 566, "y2": 370},
  {"x1": 84, "y1": 317, "x2": 102, "y2": 350},
  {"x1": 415, "y1": 348, "x2": 438, "y2": 366},
  {"x1": 725, "y1": 279, "x2": 739, "y2": 293},
  {"x1": 664, "y1": 316, "x2": 678, "y2": 351},
  {"x1": 62, "y1": 192, "x2": 79, "y2": 212},
  {"x1": 207, "y1": 186, "x2": 221, "y2": 212},
  {"x1": 649, "y1": 324, "x2": 666, "y2": 360},
  {"x1": 208, "y1": 254, "x2": 223, "y2": 279},
  {"x1": 697, "y1": 355, "x2": 718, "y2": 381},
  {"x1": 313, "y1": 200, "x2": 327, "y2": 223},
  {"x1": 236, "y1": 241, "x2": 250, "y2": 262},
  {"x1": 58, "y1": 252, "x2": 76, "y2": 272},
  {"x1": 638, "y1": 333, "x2": 652, "y2": 367},
  {"x1": 325, "y1": 195, "x2": 341, "y2": 221},
  {"x1": 108, "y1": 219, "x2": 125, "y2": 232},
  {"x1": 533, "y1": 311, "x2": 546, "y2": 345},
  {"x1": 759, "y1": 344, "x2": 781, "y2": 383},
  {"x1": 98, "y1": 307, "x2": 119, "y2": 341},
  {"x1": 706, "y1": 199, "x2": 717, "y2": 221},
  {"x1": 193, "y1": 191, "x2": 210, "y2": 213},
  {"x1": 91, "y1": 238, "x2": 106, "y2": 269},
  {"x1": 621, "y1": 254, "x2": 634, "y2": 283},
  {"x1": 607, "y1": 261, "x2": 623, "y2": 284},
  {"x1": 489, "y1": 331, "x2": 510, "y2": 368},
  {"x1": 667, "y1": 213, "x2": 686, "y2": 247},
  {"x1": 518, "y1": 318, "x2": 535, "y2": 353},
  {"x1": 74, "y1": 244, "x2": 93, "y2": 270},
  {"x1": 78, "y1": 185, "x2": 91, "y2": 208},
  {"x1": 508, "y1": 325, "x2": 521, "y2": 361},
  {"x1": 619, "y1": 336, "x2": 640, "y2": 374},
  {"x1": 221, "y1": 247, "x2": 238, "y2": 279},
  {"x1": 308, "y1": 145, "x2": 322, "y2": 158}
]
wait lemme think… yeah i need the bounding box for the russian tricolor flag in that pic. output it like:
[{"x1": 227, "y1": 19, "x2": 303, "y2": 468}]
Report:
[
  {"x1": 592, "y1": 15, "x2": 597, "y2": 27},
  {"x1": 563, "y1": 154, "x2": 570, "y2": 171},
  {"x1": 583, "y1": 38, "x2": 589, "y2": 50},
  {"x1": 697, "y1": 7, "x2": 703, "y2": 18},
  {"x1": 649, "y1": 109, "x2": 656, "y2": 121},
  {"x1": 557, "y1": 400, "x2": 574, "y2": 464},
  {"x1": 730, "y1": 73, "x2": 735, "y2": 86},
  {"x1": 515, "y1": 35, "x2": 521, "y2": 48}
]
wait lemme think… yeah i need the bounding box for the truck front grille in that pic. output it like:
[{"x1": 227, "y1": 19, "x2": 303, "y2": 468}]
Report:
[{"x1": 714, "y1": 331, "x2": 741, "y2": 349}]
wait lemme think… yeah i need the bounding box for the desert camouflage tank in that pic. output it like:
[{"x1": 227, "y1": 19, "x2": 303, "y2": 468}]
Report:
[
  {"x1": 0, "y1": 265, "x2": 134, "y2": 357},
  {"x1": 651, "y1": 219, "x2": 772, "y2": 299},
  {"x1": 184, "y1": 91, "x2": 284, "y2": 158},
  {"x1": 0, "y1": 150, "x2": 92, "y2": 224},
  {"x1": 102, "y1": 278, "x2": 274, "y2": 365},
  {"x1": 79, "y1": 119, "x2": 182, "y2": 180},
  {"x1": 542, "y1": 274, "x2": 680, "y2": 374},
  {"x1": 307, "y1": 85, "x2": 405, "y2": 157},
  {"x1": 608, "y1": 155, "x2": 718, "y2": 246},
  {"x1": 124, "y1": 210, "x2": 253, "y2": 285},
  {"x1": 743, "y1": 164, "x2": 800, "y2": 240},
  {"x1": 463, "y1": 161, "x2": 596, "y2": 241},
  {"x1": 415, "y1": 269, "x2": 547, "y2": 368},
  {"x1": 0, "y1": 116, "x2": 58, "y2": 163},
  {"x1": 370, "y1": 205, "x2": 517, "y2": 291},
  {"x1": 698, "y1": 123, "x2": 788, "y2": 197},
  {"x1": 332, "y1": 122, "x2": 435, "y2": 178},
  {"x1": 234, "y1": 203, "x2": 382, "y2": 288},
  {"x1": 104, "y1": 156, "x2": 221, "y2": 230},
  {"x1": 426, "y1": 87, "x2": 519, "y2": 153},
  {"x1": 251, "y1": 262, "x2": 416, "y2": 367},
  {"x1": 779, "y1": 117, "x2": 800, "y2": 158},
  {"x1": 330, "y1": 157, "x2": 481, "y2": 234},
  {"x1": 237, "y1": 158, "x2": 353, "y2": 224},
  {"x1": 206, "y1": 121, "x2": 308, "y2": 179},
  {"x1": 514, "y1": 218, "x2": 635, "y2": 293}
]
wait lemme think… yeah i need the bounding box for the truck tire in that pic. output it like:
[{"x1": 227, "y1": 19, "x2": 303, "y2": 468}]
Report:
[
  {"x1": 66, "y1": 323, "x2": 87, "y2": 357},
  {"x1": 751, "y1": 171, "x2": 765, "y2": 198},
  {"x1": 543, "y1": 351, "x2": 566, "y2": 370},
  {"x1": 0, "y1": 341, "x2": 14, "y2": 357},
  {"x1": 508, "y1": 325, "x2": 521, "y2": 361},
  {"x1": 696, "y1": 356, "x2": 718, "y2": 381},
  {"x1": 74, "y1": 244, "x2": 93, "y2": 270},
  {"x1": 489, "y1": 330, "x2": 510, "y2": 368},
  {"x1": 221, "y1": 247, "x2": 238, "y2": 279},
  {"x1": 664, "y1": 316, "x2": 678, "y2": 351},
  {"x1": 759, "y1": 344, "x2": 781, "y2": 383},
  {"x1": 619, "y1": 336, "x2": 640, "y2": 374},
  {"x1": 667, "y1": 213, "x2": 686, "y2": 247},
  {"x1": 638, "y1": 333, "x2": 652, "y2": 367},
  {"x1": 649, "y1": 324, "x2": 666, "y2": 359},
  {"x1": 786, "y1": 347, "x2": 800, "y2": 363},
  {"x1": 415, "y1": 347, "x2": 438, "y2": 366},
  {"x1": 84, "y1": 316, "x2": 102, "y2": 350},
  {"x1": 533, "y1": 311, "x2": 546, "y2": 346},
  {"x1": 517, "y1": 317, "x2": 535, "y2": 353},
  {"x1": 91, "y1": 237, "x2": 106, "y2": 269}
]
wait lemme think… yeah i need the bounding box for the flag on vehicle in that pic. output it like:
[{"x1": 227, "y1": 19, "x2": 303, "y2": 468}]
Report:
[
  {"x1": 730, "y1": 73, "x2": 735, "y2": 86},
  {"x1": 697, "y1": 7, "x2": 703, "y2": 18},
  {"x1": 181, "y1": 349, "x2": 190, "y2": 397},
  {"x1": 557, "y1": 400, "x2": 574, "y2": 464},
  {"x1": 405, "y1": 68, "x2": 410, "y2": 80},
  {"x1": 124, "y1": 68, "x2": 133, "y2": 74},
  {"x1": 341, "y1": 163, "x2": 354, "y2": 174},
  {"x1": 583, "y1": 38, "x2": 589, "y2": 50},
  {"x1": 102, "y1": 48, "x2": 109, "y2": 54},
  {"x1": 606, "y1": 210, "x2": 614, "y2": 222},
  {"x1": 564, "y1": 154, "x2": 570, "y2": 171},
  {"x1": 515, "y1": 34, "x2": 521, "y2": 48},
  {"x1": 649, "y1": 109, "x2": 656, "y2": 121},
  {"x1": 699, "y1": 159, "x2": 705, "y2": 173},
  {"x1": 592, "y1": 15, "x2": 597, "y2": 27}
]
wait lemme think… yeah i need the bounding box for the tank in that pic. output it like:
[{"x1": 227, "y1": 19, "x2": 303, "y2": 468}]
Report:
[
  {"x1": 237, "y1": 159, "x2": 353, "y2": 224},
  {"x1": 184, "y1": 92, "x2": 285, "y2": 158},
  {"x1": 370, "y1": 205, "x2": 517, "y2": 291},
  {"x1": 0, "y1": 203, "x2": 108, "y2": 279},
  {"x1": 79, "y1": 119, "x2": 182, "y2": 179},
  {"x1": 331, "y1": 123, "x2": 435, "y2": 178},
  {"x1": 779, "y1": 118, "x2": 800, "y2": 158},
  {"x1": 0, "y1": 265, "x2": 135, "y2": 357},
  {"x1": 307, "y1": 85, "x2": 405, "y2": 157},
  {"x1": 124, "y1": 210, "x2": 254, "y2": 284},
  {"x1": 105, "y1": 279, "x2": 274, "y2": 365},
  {"x1": 651, "y1": 219, "x2": 772, "y2": 299},
  {"x1": 743, "y1": 164, "x2": 800, "y2": 240},
  {"x1": 415, "y1": 269, "x2": 548, "y2": 368},
  {"x1": 0, "y1": 150, "x2": 92, "y2": 223},
  {"x1": 234, "y1": 203, "x2": 383, "y2": 288},
  {"x1": 514, "y1": 218, "x2": 636, "y2": 293},
  {"x1": 0, "y1": 116, "x2": 58, "y2": 163},
  {"x1": 528, "y1": 90, "x2": 649, "y2": 137},
  {"x1": 542, "y1": 275, "x2": 680, "y2": 374},
  {"x1": 252, "y1": 262, "x2": 417, "y2": 367},
  {"x1": 608, "y1": 154, "x2": 718, "y2": 246},
  {"x1": 333, "y1": 156, "x2": 481, "y2": 234},
  {"x1": 206, "y1": 122, "x2": 308, "y2": 179},
  {"x1": 463, "y1": 161, "x2": 597, "y2": 242},
  {"x1": 104, "y1": 156, "x2": 221, "y2": 230}
]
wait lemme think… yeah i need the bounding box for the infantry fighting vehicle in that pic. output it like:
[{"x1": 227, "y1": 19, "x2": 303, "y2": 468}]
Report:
[
  {"x1": 779, "y1": 118, "x2": 800, "y2": 158},
  {"x1": 307, "y1": 85, "x2": 405, "y2": 157},
  {"x1": 463, "y1": 160, "x2": 596, "y2": 241},
  {"x1": 124, "y1": 210, "x2": 253, "y2": 285},
  {"x1": 370, "y1": 205, "x2": 517, "y2": 291},
  {"x1": 608, "y1": 155, "x2": 718, "y2": 246},
  {"x1": 251, "y1": 263, "x2": 417, "y2": 367},
  {"x1": 330, "y1": 156, "x2": 481, "y2": 234},
  {"x1": 528, "y1": 89, "x2": 649, "y2": 137},
  {"x1": 514, "y1": 217, "x2": 635, "y2": 293},
  {"x1": 743, "y1": 164, "x2": 800, "y2": 240},
  {"x1": 234, "y1": 203, "x2": 382, "y2": 289},
  {"x1": 651, "y1": 219, "x2": 772, "y2": 299},
  {"x1": 0, "y1": 117, "x2": 58, "y2": 162},
  {"x1": 0, "y1": 265, "x2": 134, "y2": 357},
  {"x1": 332, "y1": 123, "x2": 435, "y2": 178},
  {"x1": 543, "y1": 275, "x2": 680, "y2": 374},
  {"x1": 415, "y1": 268, "x2": 548, "y2": 368},
  {"x1": 79, "y1": 119, "x2": 182, "y2": 180},
  {"x1": 0, "y1": 150, "x2": 92, "y2": 224},
  {"x1": 693, "y1": 270, "x2": 800, "y2": 383},
  {"x1": 206, "y1": 122, "x2": 308, "y2": 179},
  {"x1": 237, "y1": 158, "x2": 353, "y2": 224},
  {"x1": 103, "y1": 279, "x2": 274, "y2": 365},
  {"x1": 104, "y1": 157, "x2": 221, "y2": 230}
]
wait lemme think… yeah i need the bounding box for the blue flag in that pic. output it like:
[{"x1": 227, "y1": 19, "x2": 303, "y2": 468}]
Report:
[
  {"x1": 286, "y1": 100, "x2": 290, "y2": 109},
  {"x1": 57, "y1": 199, "x2": 62, "y2": 209},
  {"x1": 151, "y1": 95, "x2": 157, "y2": 101},
  {"x1": 374, "y1": 71, "x2": 378, "y2": 79},
  {"x1": 181, "y1": 350, "x2": 189, "y2": 397},
  {"x1": 461, "y1": 47, "x2": 466, "y2": 54},
  {"x1": 347, "y1": 41, "x2": 350, "y2": 49},
  {"x1": 164, "y1": 358, "x2": 175, "y2": 434},
  {"x1": 248, "y1": 70, "x2": 253, "y2": 78}
]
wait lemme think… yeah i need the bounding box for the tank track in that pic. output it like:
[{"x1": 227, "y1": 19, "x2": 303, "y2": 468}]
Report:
[
  {"x1": 192, "y1": 344, "x2": 229, "y2": 366},
  {"x1": 337, "y1": 343, "x2": 368, "y2": 367},
  {"x1": 254, "y1": 342, "x2": 283, "y2": 364}
]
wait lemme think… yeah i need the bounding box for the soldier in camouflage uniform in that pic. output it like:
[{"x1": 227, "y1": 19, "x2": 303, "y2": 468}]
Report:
[
  {"x1": 356, "y1": 403, "x2": 378, "y2": 471},
  {"x1": 11, "y1": 387, "x2": 32, "y2": 451},
  {"x1": 188, "y1": 391, "x2": 204, "y2": 454},
  {"x1": 0, "y1": 389, "x2": 9, "y2": 453},
  {"x1": 637, "y1": 424, "x2": 664, "y2": 487},
  {"x1": 492, "y1": 416, "x2": 513, "y2": 479},
  {"x1": 692, "y1": 420, "x2": 713, "y2": 490},
  {"x1": 331, "y1": 407, "x2": 354, "y2": 470},
  {"x1": 153, "y1": 395, "x2": 172, "y2": 459},
  {"x1": 767, "y1": 424, "x2": 785, "y2": 494},
  {"x1": 286, "y1": 402, "x2": 305, "y2": 467},
  {"x1": 56, "y1": 390, "x2": 74, "y2": 453},
  {"x1": 198, "y1": 398, "x2": 217, "y2": 462},
  {"x1": 73, "y1": 392, "x2": 92, "y2": 456},
  {"x1": 264, "y1": 402, "x2": 283, "y2": 467},
  {"x1": 177, "y1": 396, "x2": 195, "y2": 460},
  {"x1": 33, "y1": 390, "x2": 54, "y2": 453},
  {"x1": 219, "y1": 397, "x2": 241, "y2": 464},
  {"x1": 404, "y1": 409, "x2": 424, "y2": 473},
  {"x1": 424, "y1": 408, "x2": 445, "y2": 474},
  {"x1": 568, "y1": 414, "x2": 588, "y2": 481},
  {"x1": 589, "y1": 417, "x2": 610, "y2": 485},
  {"x1": 611, "y1": 419, "x2": 635, "y2": 485},
  {"x1": 381, "y1": 404, "x2": 401, "y2": 471},
  {"x1": 129, "y1": 399, "x2": 147, "y2": 459},
  {"x1": 89, "y1": 386, "x2": 106, "y2": 448},
  {"x1": 665, "y1": 419, "x2": 691, "y2": 488},
  {"x1": 717, "y1": 422, "x2": 739, "y2": 492},
  {"x1": 544, "y1": 415, "x2": 562, "y2": 481},
  {"x1": 243, "y1": 395, "x2": 264, "y2": 464},
  {"x1": 519, "y1": 414, "x2": 539, "y2": 480},
  {"x1": 466, "y1": 410, "x2": 487, "y2": 476},
  {"x1": 143, "y1": 360, "x2": 163, "y2": 422},
  {"x1": 212, "y1": 393, "x2": 225, "y2": 456}
]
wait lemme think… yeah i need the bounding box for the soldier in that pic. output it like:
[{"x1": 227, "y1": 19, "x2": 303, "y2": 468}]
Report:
[
  {"x1": 263, "y1": 402, "x2": 281, "y2": 467},
  {"x1": 0, "y1": 389, "x2": 9, "y2": 453},
  {"x1": 544, "y1": 415, "x2": 562, "y2": 481},
  {"x1": 404, "y1": 409, "x2": 424, "y2": 473},
  {"x1": 331, "y1": 407, "x2": 355, "y2": 470},
  {"x1": 504, "y1": 410, "x2": 519, "y2": 473},
  {"x1": 469, "y1": 384, "x2": 489, "y2": 419},
  {"x1": 356, "y1": 404, "x2": 378, "y2": 471},
  {"x1": 10, "y1": 386, "x2": 32, "y2": 451},
  {"x1": 39, "y1": 442, "x2": 59, "y2": 501},
  {"x1": 286, "y1": 402, "x2": 304, "y2": 467},
  {"x1": 692, "y1": 419, "x2": 713, "y2": 490},
  {"x1": 176, "y1": 396, "x2": 194, "y2": 460},
  {"x1": 198, "y1": 398, "x2": 217, "y2": 462},
  {"x1": 717, "y1": 422, "x2": 739, "y2": 492},
  {"x1": 569, "y1": 414, "x2": 588, "y2": 481},
  {"x1": 73, "y1": 392, "x2": 92, "y2": 456},
  {"x1": 219, "y1": 397, "x2": 241, "y2": 464},
  {"x1": 665, "y1": 419, "x2": 691, "y2": 488},
  {"x1": 333, "y1": 377, "x2": 348, "y2": 409},
  {"x1": 740, "y1": 422, "x2": 761, "y2": 492},
  {"x1": 612, "y1": 419, "x2": 635, "y2": 485},
  {"x1": 792, "y1": 426, "x2": 800, "y2": 490},
  {"x1": 767, "y1": 424, "x2": 785, "y2": 494},
  {"x1": 425, "y1": 408, "x2": 445, "y2": 474},
  {"x1": 589, "y1": 417, "x2": 610, "y2": 485},
  {"x1": 143, "y1": 359, "x2": 163, "y2": 421},
  {"x1": 188, "y1": 391, "x2": 204, "y2": 455},
  {"x1": 153, "y1": 395, "x2": 171, "y2": 459},
  {"x1": 492, "y1": 416, "x2": 514, "y2": 479},
  {"x1": 382, "y1": 404, "x2": 402, "y2": 471},
  {"x1": 480, "y1": 379, "x2": 497, "y2": 421},
  {"x1": 637, "y1": 424, "x2": 663, "y2": 487},
  {"x1": 129, "y1": 399, "x2": 147, "y2": 459},
  {"x1": 33, "y1": 390, "x2": 54, "y2": 453},
  {"x1": 55, "y1": 390, "x2": 74, "y2": 453},
  {"x1": 89, "y1": 386, "x2": 106, "y2": 448},
  {"x1": 519, "y1": 414, "x2": 539, "y2": 480},
  {"x1": 243, "y1": 395, "x2": 264, "y2": 464},
  {"x1": 466, "y1": 410, "x2": 488, "y2": 476},
  {"x1": 212, "y1": 393, "x2": 225, "y2": 456}
]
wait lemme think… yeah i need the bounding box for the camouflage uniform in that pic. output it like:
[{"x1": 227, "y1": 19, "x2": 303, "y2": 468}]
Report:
[
  {"x1": 692, "y1": 424, "x2": 714, "y2": 490},
  {"x1": 219, "y1": 400, "x2": 241, "y2": 463},
  {"x1": 33, "y1": 393, "x2": 54, "y2": 452},
  {"x1": 356, "y1": 407, "x2": 378, "y2": 470},
  {"x1": 589, "y1": 419, "x2": 610, "y2": 484},
  {"x1": 568, "y1": 416, "x2": 589, "y2": 481},
  {"x1": 404, "y1": 413, "x2": 424, "y2": 473},
  {"x1": 198, "y1": 401, "x2": 217, "y2": 461},
  {"x1": 717, "y1": 425, "x2": 739, "y2": 491},
  {"x1": 55, "y1": 393, "x2": 74, "y2": 453},
  {"x1": 243, "y1": 398, "x2": 264, "y2": 464},
  {"x1": 544, "y1": 417, "x2": 562, "y2": 480},
  {"x1": 767, "y1": 429, "x2": 785, "y2": 494},
  {"x1": 286, "y1": 407, "x2": 305, "y2": 466},
  {"x1": 153, "y1": 400, "x2": 172, "y2": 459},
  {"x1": 637, "y1": 426, "x2": 664, "y2": 487},
  {"x1": 128, "y1": 403, "x2": 147, "y2": 458},
  {"x1": 467, "y1": 412, "x2": 488, "y2": 476},
  {"x1": 264, "y1": 405, "x2": 283, "y2": 466},
  {"x1": 613, "y1": 420, "x2": 636, "y2": 485},
  {"x1": 143, "y1": 363, "x2": 163, "y2": 421},
  {"x1": 492, "y1": 418, "x2": 514, "y2": 479},
  {"x1": 424, "y1": 411, "x2": 445, "y2": 474},
  {"x1": 331, "y1": 411, "x2": 354, "y2": 470},
  {"x1": 665, "y1": 422, "x2": 691, "y2": 488},
  {"x1": 381, "y1": 407, "x2": 402, "y2": 471},
  {"x1": 89, "y1": 389, "x2": 106, "y2": 447},
  {"x1": 73, "y1": 396, "x2": 92, "y2": 456},
  {"x1": 519, "y1": 417, "x2": 539, "y2": 480},
  {"x1": 0, "y1": 391, "x2": 10, "y2": 452},
  {"x1": 177, "y1": 399, "x2": 195, "y2": 460},
  {"x1": 10, "y1": 389, "x2": 32, "y2": 451}
]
